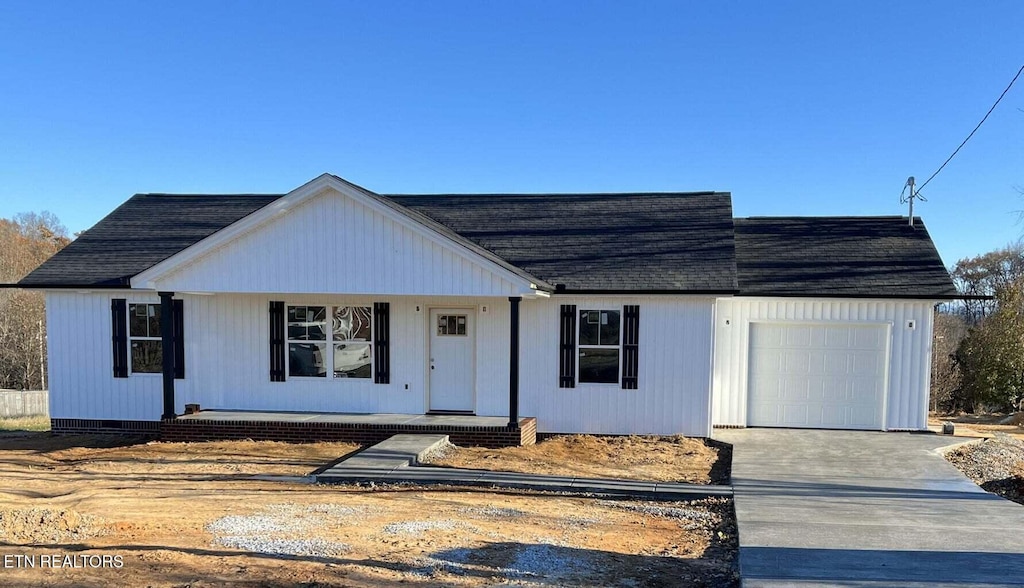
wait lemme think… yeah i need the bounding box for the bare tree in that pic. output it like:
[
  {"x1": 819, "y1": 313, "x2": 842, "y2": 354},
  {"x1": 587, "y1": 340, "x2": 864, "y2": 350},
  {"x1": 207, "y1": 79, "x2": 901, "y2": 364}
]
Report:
[
  {"x1": 931, "y1": 312, "x2": 966, "y2": 414},
  {"x1": 0, "y1": 213, "x2": 69, "y2": 390}
]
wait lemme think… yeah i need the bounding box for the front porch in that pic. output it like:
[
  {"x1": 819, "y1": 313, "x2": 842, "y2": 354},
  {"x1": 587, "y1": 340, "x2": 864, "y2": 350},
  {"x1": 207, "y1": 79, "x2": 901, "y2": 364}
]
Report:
[{"x1": 161, "y1": 410, "x2": 537, "y2": 448}]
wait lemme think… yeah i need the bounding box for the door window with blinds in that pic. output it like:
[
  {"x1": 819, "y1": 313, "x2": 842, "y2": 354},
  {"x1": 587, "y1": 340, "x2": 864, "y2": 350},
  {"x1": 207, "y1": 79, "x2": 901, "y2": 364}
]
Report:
[{"x1": 436, "y1": 314, "x2": 468, "y2": 336}]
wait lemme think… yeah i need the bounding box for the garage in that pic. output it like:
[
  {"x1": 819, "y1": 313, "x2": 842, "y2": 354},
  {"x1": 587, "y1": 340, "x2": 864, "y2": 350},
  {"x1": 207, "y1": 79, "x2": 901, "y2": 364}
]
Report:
[{"x1": 746, "y1": 322, "x2": 889, "y2": 430}]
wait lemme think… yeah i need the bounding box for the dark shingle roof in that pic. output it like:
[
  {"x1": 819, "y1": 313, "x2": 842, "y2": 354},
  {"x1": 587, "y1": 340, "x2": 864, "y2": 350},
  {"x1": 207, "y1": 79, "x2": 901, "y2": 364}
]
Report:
[
  {"x1": 16, "y1": 187, "x2": 956, "y2": 299},
  {"x1": 18, "y1": 194, "x2": 280, "y2": 288},
  {"x1": 734, "y1": 216, "x2": 957, "y2": 298},
  {"x1": 386, "y1": 192, "x2": 738, "y2": 292}
]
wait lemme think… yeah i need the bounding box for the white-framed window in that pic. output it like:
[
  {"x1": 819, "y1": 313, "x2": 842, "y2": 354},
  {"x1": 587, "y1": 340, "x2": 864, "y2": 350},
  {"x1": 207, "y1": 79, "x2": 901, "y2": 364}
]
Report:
[
  {"x1": 128, "y1": 302, "x2": 162, "y2": 374},
  {"x1": 287, "y1": 305, "x2": 373, "y2": 379},
  {"x1": 578, "y1": 309, "x2": 621, "y2": 384}
]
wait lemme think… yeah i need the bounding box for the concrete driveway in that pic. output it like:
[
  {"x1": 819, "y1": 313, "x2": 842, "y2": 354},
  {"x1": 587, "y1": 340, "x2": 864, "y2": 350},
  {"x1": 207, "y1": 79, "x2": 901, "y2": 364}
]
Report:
[{"x1": 715, "y1": 429, "x2": 1024, "y2": 587}]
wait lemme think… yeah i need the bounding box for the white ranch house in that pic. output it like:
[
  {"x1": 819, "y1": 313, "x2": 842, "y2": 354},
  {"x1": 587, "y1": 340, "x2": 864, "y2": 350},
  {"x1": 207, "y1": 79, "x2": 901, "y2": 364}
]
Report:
[{"x1": 16, "y1": 174, "x2": 957, "y2": 444}]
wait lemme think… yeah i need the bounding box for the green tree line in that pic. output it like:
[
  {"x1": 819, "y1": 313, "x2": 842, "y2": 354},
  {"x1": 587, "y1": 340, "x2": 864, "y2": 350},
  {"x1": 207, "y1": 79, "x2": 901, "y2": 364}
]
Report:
[
  {"x1": 934, "y1": 243, "x2": 1024, "y2": 414},
  {"x1": 0, "y1": 212, "x2": 69, "y2": 390}
]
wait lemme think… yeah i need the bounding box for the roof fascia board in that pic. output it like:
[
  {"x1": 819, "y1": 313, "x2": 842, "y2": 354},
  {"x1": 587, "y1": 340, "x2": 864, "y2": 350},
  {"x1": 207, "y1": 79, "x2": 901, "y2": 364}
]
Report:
[
  {"x1": 731, "y1": 294, "x2": 962, "y2": 302},
  {"x1": 131, "y1": 174, "x2": 547, "y2": 294},
  {"x1": 555, "y1": 289, "x2": 739, "y2": 296},
  {"x1": 4, "y1": 283, "x2": 137, "y2": 290}
]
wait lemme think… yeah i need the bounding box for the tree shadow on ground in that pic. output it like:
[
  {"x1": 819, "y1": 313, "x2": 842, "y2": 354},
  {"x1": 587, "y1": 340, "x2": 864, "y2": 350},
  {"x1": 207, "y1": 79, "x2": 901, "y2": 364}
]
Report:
[{"x1": 0, "y1": 432, "x2": 150, "y2": 453}]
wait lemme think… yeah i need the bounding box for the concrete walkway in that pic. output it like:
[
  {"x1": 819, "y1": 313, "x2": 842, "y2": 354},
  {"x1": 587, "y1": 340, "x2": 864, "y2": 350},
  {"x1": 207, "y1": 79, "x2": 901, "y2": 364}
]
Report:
[
  {"x1": 314, "y1": 434, "x2": 732, "y2": 500},
  {"x1": 716, "y1": 429, "x2": 1024, "y2": 588}
]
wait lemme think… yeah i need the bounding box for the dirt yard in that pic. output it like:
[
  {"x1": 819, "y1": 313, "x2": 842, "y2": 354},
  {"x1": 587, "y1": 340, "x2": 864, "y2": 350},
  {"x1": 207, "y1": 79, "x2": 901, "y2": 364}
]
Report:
[
  {"x1": 929, "y1": 412, "x2": 1024, "y2": 441},
  {"x1": 428, "y1": 434, "x2": 729, "y2": 484},
  {"x1": 0, "y1": 433, "x2": 738, "y2": 587}
]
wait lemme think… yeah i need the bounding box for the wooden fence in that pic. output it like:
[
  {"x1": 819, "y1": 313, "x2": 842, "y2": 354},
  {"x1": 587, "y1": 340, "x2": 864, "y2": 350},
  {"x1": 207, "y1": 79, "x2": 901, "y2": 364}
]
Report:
[{"x1": 0, "y1": 390, "x2": 48, "y2": 418}]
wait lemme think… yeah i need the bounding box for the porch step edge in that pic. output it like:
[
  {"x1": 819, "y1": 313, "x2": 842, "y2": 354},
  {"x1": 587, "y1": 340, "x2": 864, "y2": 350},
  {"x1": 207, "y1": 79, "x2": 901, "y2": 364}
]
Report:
[{"x1": 314, "y1": 434, "x2": 450, "y2": 481}]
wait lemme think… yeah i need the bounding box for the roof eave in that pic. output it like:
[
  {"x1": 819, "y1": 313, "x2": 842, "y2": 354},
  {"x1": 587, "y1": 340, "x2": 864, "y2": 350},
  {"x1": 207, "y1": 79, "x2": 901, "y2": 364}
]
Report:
[
  {"x1": 554, "y1": 288, "x2": 741, "y2": 296},
  {"x1": 735, "y1": 291, "x2": 963, "y2": 300}
]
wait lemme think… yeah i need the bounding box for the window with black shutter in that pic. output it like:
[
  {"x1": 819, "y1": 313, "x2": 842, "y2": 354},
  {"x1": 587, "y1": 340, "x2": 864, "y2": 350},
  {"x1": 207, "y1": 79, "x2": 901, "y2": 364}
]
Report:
[
  {"x1": 373, "y1": 302, "x2": 390, "y2": 384},
  {"x1": 269, "y1": 301, "x2": 286, "y2": 382},
  {"x1": 173, "y1": 299, "x2": 185, "y2": 379},
  {"x1": 622, "y1": 305, "x2": 639, "y2": 389},
  {"x1": 559, "y1": 304, "x2": 576, "y2": 388},
  {"x1": 111, "y1": 298, "x2": 128, "y2": 378}
]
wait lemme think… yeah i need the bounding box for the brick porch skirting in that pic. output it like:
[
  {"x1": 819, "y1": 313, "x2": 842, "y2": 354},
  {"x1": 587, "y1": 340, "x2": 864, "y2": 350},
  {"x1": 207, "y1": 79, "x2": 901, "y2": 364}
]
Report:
[
  {"x1": 160, "y1": 416, "x2": 537, "y2": 448},
  {"x1": 50, "y1": 418, "x2": 161, "y2": 437}
]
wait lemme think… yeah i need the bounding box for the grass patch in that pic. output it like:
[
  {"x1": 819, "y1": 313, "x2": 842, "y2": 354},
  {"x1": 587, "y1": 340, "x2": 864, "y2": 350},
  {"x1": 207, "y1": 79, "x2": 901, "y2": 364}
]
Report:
[{"x1": 0, "y1": 415, "x2": 50, "y2": 432}]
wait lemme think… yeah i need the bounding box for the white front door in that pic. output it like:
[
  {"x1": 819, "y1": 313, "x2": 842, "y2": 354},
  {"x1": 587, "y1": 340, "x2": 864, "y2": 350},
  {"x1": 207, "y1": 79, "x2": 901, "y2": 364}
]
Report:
[
  {"x1": 747, "y1": 322, "x2": 889, "y2": 430},
  {"x1": 428, "y1": 308, "x2": 476, "y2": 412}
]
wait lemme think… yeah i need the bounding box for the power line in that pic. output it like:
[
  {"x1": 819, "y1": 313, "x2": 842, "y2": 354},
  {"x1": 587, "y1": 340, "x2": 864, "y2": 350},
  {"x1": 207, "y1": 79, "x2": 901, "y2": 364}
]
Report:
[{"x1": 917, "y1": 64, "x2": 1024, "y2": 195}]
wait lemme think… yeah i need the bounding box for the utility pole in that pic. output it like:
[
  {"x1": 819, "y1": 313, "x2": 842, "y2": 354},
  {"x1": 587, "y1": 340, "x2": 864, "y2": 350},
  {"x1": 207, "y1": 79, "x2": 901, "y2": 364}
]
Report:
[
  {"x1": 906, "y1": 176, "x2": 915, "y2": 226},
  {"x1": 901, "y1": 176, "x2": 925, "y2": 227}
]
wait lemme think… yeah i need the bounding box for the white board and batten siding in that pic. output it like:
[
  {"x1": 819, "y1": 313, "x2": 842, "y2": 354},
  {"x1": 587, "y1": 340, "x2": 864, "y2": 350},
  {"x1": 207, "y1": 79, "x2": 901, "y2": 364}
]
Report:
[
  {"x1": 520, "y1": 296, "x2": 715, "y2": 437},
  {"x1": 45, "y1": 291, "x2": 178, "y2": 420},
  {"x1": 712, "y1": 297, "x2": 936, "y2": 431},
  {"x1": 46, "y1": 291, "x2": 512, "y2": 421},
  {"x1": 142, "y1": 186, "x2": 530, "y2": 297},
  {"x1": 46, "y1": 290, "x2": 717, "y2": 437}
]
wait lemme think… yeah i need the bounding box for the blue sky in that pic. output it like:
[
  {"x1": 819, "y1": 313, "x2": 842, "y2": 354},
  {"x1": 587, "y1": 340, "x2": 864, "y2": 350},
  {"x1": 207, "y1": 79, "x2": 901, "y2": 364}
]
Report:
[{"x1": 1, "y1": 1, "x2": 1021, "y2": 267}]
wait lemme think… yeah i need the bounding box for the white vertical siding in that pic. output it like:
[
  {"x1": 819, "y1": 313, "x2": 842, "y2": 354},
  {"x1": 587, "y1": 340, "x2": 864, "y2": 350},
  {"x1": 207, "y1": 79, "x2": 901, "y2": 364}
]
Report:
[
  {"x1": 519, "y1": 296, "x2": 715, "y2": 437},
  {"x1": 46, "y1": 291, "x2": 509, "y2": 420},
  {"x1": 149, "y1": 188, "x2": 527, "y2": 296},
  {"x1": 712, "y1": 297, "x2": 936, "y2": 430},
  {"x1": 46, "y1": 291, "x2": 715, "y2": 436},
  {"x1": 45, "y1": 291, "x2": 168, "y2": 420},
  {"x1": 180, "y1": 294, "x2": 509, "y2": 416}
]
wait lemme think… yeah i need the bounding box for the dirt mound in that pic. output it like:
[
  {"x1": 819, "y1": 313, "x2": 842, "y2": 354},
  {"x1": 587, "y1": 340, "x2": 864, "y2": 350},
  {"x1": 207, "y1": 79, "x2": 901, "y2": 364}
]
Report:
[
  {"x1": 429, "y1": 434, "x2": 723, "y2": 484},
  {"x1": 946, "y1": 435, "x2": 1024, "y2": 505},
  {"x1": 0, "y1": 508, "x2": 106, "y2": 543}
]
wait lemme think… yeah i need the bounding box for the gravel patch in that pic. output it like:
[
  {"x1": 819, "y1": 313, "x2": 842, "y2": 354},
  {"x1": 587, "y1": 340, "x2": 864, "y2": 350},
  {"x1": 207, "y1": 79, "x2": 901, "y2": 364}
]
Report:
[
  {"x1": 207, "y1": 503, "x2": 371, "y2": 557},
  {"x1": 207, "y1": 514, "x2": 302, "y2": 535},
  {"x1": 416, "y1": 540, "x2": 594, "y2": 581},
  {"x1": 946, "y1": 434, "x2": 1024, "y2": 505},
  {"x1": 459, "y1": 505, "x2": 528, "y2": 519},
  {"x1": 214, "y1": 536, "x2": 349, "y2": 558},
  {"x1": 381, "y1": 520, "x2": 460, "y2": 535},
  {"x1": 557, "y1": 514, "x2": 599, "y2": 530},
  {"x1": 597, "y1": 500, "x2": 715, "y2": 529},
  {"x1": 420, "y1": 439, "x2": 456, "y2": 463},
  {"x1": 508, "y1": 542, "x2": 592, "y2": 578}
]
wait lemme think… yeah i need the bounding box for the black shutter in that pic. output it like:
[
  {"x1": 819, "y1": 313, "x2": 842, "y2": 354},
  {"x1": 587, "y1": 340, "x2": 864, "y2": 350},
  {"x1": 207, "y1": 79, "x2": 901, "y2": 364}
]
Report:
[
  {"x1": 559, "y1": 304, "x2": 577, "y2": 388},
  {"x1": 172, "y1": 299, "x2": 185, "y2": 379},
  {"x1": 622, "y1": 305, "x2": 640, "y2": 390},
  {"x1": 374, "y1": 302, "x2": 390, "y2": 384},
  {"x1": 269, "y1": 301, "x2": 286, "y2": 382},
  {"x1": 111, "y1": 298, "x2": 128, "y2": 378}
]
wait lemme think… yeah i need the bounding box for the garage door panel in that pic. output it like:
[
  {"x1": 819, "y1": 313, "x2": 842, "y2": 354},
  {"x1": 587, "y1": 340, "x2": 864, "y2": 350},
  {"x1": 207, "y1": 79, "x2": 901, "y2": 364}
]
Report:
[
  {"x1": 783, "y1": 378, "x2": 810, "y2": 402},
  {"x1": 820, "y1": 405, "x2": 847, "y2": 427},
  {"x1": 748, "y1": 322, "x2": 887, "y2": 430},
  {"x1": 784, "y1": 326, "x2": 813, "y2": 347},
  {"x1": 782, "y1": 405, "x2": 809, "y2": 426},
  {"x1": 824, "y1": 327, "x2": 851, "y2": 348},
  {"x1": 824, "y1": 354, "x2": 849, "y2": 375},
  {"x1": 852, "y1": 352, "x2": 881, "y2": 375}
]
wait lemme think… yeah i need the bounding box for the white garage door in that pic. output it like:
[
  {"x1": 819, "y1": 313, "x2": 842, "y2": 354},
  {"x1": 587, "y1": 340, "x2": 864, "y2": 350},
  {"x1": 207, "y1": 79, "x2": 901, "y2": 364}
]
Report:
[{"x1": 747, "y1": 322, "x2": 888, "y2": 430}]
